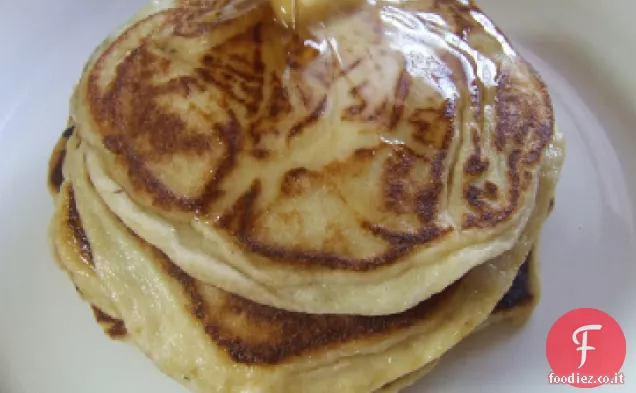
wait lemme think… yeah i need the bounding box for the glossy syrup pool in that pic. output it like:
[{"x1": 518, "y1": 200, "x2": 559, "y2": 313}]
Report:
[{"x1": 406, "y1": 42, "x2": 636, "y2": 392}]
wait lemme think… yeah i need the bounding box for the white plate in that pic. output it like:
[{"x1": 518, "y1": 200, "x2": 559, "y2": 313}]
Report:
[{"x1": 0, "y1": 1, "x2": 634, "y2": 392}]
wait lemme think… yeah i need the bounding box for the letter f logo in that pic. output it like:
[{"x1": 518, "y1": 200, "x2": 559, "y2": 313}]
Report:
[{"x1": 572, "y1": 325, "x2": 603, "y2": 369}]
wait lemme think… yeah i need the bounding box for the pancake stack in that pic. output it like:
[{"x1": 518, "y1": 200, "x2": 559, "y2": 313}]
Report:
[{"x1": 47, "y1": 0, "x2": 565, "y2": 392}]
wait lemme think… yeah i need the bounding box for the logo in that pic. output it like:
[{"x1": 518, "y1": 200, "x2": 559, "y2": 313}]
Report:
[
  {"x1": 573, "y1": 324, "x2": 602, "y2": 369},
  {"x1": 546, "y1": 308, "x2": 626, "y2": 388}
]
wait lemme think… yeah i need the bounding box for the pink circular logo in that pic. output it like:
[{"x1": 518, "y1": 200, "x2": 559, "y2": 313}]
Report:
[{"x1": 546, "y1": 308, "x2": 626, "y2": 388}]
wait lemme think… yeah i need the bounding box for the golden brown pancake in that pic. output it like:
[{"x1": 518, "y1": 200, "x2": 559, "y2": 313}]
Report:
[
  {"x1": 68, "y1": 0, "x2": 557, "y2": 315},
  {"x1": 48, "y1": 130, "x2": 541, "y2": 345},
  {"x1": 47, "y1": 123, "x2": 562, "y2": 392},
  {"x1": 48, "y1": 125, "x2": 121, "y2": 319}
]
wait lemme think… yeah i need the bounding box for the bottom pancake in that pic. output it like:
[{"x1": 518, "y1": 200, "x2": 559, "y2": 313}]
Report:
[
  {"x1": 48, "y1": 126, "x2": 562, "y2": 393},
  {"x1": 375, "y1": 360, "x2": 440, "y2": 393},
  {"x1": 375, "y1": 250, "x2": 541, "y2": 392},
  {"x1": 50, "y1": 168, "x2": 539, "y2": 393}
]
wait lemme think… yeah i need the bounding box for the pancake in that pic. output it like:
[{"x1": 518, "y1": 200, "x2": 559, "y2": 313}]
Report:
[
  {"x1": 376, "y1": 257, "x2": 542, "y2": 393},
  {"x1": 48, "y1": 129, "x2": 542, "y2": 342},
  {"x1": 377, "y1": 363, "x2": 439, "y2": 393},
  {"x1": 46, "y1": 123, "x2": 562, "y2": 393},
  {"x1": 48, "y1": 126, "x2": 122, "y2": 320},
  {"x1": 69, "y1": 0, "x2": 556, "y2": 315}
]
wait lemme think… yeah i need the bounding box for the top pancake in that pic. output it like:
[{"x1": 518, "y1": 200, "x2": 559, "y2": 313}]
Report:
[{"x1": 70, "y1": 0, "x2": 555, "y2": 314}]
